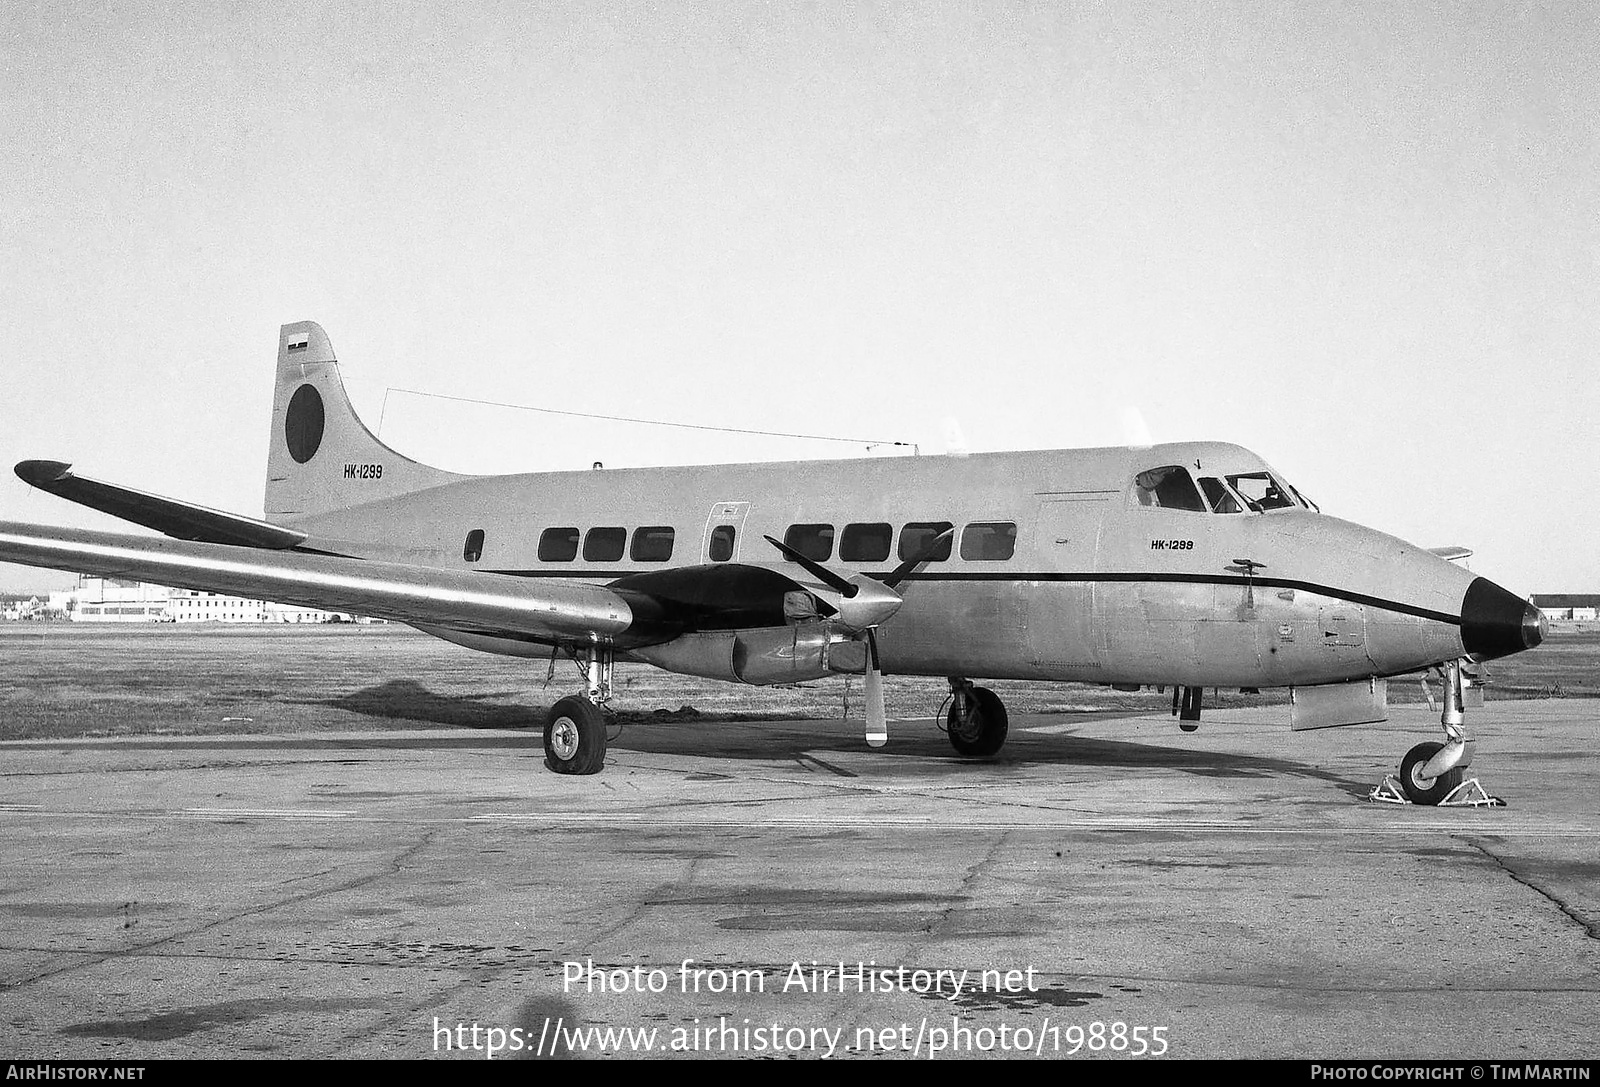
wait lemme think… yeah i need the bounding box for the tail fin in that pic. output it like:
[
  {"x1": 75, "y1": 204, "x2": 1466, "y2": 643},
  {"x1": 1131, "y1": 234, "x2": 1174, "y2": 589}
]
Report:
[{"x1": 265, "y1": 321, "x2": 461, "y2": 522}]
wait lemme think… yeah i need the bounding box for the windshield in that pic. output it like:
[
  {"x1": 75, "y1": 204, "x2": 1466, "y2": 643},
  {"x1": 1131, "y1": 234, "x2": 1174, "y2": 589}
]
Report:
[
  {"x1": 1198, "y1": 477, "x2": 1245, "y2": 514},
  {"x1": 1133, "y1": 463, "x2": 1315, "y2": 515},
  {"x1": 1226, "y1": 472, "x2": 1300, "y2": 511}
]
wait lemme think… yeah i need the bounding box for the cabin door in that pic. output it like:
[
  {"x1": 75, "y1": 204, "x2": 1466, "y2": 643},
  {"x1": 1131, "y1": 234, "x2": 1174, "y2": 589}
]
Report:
[
  {"x1": 1026, "y1": 494, "x2": 1111, "y2": 673},
  {"x1": 702, "y1": 501, "x2": 751, "y2": 563}
]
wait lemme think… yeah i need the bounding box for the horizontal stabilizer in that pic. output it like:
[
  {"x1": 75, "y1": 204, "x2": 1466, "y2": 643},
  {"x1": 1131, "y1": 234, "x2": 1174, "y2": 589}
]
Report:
[
  {"x1": 0, "y1": 522, "x2": 634, "y2": 641},
  {"x1": 15, "y1": 461, "x2": 307, "y2": 550}
]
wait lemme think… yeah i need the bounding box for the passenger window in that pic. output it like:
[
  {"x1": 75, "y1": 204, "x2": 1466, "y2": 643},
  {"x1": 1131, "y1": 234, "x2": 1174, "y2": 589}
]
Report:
[
  {"x1": 462, "y1": 528, "x2": 485, "y2": 563},
  {"x1": 960, "y1": 522, "x2": 1017, "y2": 560},
  {"x1": 840, "y1": 522, "x2": 892, "y2": 563},
  {"x1": 1134, "y1": 466, "x2": 1207, "y2": 512},
  {"x1": 782, "y1": 523, "x2": 835, "y2": 562},
  {"x1": 583, "y1": 527, "x2": 626, "y2": 562},
  {"x1": 899, "y1": 521, "x2": 954, "y2": 561},
  {"x1": 709, "y1": 524, "x2": 736, "y2": 562},
  {"x1": 538, "y1": 527, "x2": 579, "y2": 562},
  {"x1": 1198, "y1": 478, "x2": 1243, "y2": 514},
  {"x1": 630, "y1": 526, "x2": 675, "y2": 562}
]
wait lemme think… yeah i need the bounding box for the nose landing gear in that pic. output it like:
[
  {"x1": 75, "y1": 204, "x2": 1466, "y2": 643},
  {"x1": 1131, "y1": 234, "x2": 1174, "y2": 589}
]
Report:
[{"x1": 1371, "y1": 659, "x2": 1503, "y2": 807}]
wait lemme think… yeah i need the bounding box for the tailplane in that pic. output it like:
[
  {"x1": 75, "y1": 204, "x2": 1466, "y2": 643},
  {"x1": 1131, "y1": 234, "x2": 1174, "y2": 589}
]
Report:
[{"x1": 266, "y1": 322, "x2": 461, "y2": 521}]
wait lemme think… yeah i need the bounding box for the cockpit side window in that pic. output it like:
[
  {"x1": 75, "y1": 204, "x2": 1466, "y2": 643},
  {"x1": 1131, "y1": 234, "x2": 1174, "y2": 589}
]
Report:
[
  {"x1": 1226, "y1": 472, "x2": 1298, "y2": 511},
  {"x1": 1198, "y1": 477, "x2": 1244, "y2": 514},
  {"x1": 1133, "y1": 466, "x2": 1207, "y2": 512}
]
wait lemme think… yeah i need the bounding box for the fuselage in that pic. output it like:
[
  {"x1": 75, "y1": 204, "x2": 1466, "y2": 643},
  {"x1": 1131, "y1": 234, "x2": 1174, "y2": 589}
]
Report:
[{"x1": 281, "y1": 439, "x2": 1540, "y2": 689}]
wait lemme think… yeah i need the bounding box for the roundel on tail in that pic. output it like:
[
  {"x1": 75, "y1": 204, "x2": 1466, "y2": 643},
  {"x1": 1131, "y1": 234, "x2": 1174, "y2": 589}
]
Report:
[{"x1": 285, "y1": 384, "x2": 325, "y2": 463}]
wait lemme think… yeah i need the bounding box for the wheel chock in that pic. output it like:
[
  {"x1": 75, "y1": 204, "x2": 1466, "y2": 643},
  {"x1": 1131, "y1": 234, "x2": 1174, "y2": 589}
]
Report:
[
  {"x1": 1369, "y1": 775, "x2": 1408, "y2": 804},
  {"x1": 1368, "y1": 774, "x2": 1505, "y2": 807},
  {"x1": 1440, "y1": 778, "x2": 1505, "y2": 807}
]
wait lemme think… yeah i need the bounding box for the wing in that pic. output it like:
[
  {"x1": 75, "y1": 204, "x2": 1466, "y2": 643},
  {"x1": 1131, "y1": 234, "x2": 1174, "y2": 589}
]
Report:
[
  {"x1": 0, "y1": 522, "x2": 648, "y2": 643},
  {"x1": 15, "y1": 461, "x2": 306, "y2": 549}
]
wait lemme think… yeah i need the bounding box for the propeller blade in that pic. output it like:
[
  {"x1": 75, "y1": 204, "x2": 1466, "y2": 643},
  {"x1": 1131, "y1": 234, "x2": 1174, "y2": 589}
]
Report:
[
  {"x1": 763, "y1": 535, "x2": 856, "y2": 597},
  {"x1": 863, "y1": 631, "x2": 887, "y2": 748},
  {"x1": 881, "y1": 527, "x2": 955, "y2": 589}
]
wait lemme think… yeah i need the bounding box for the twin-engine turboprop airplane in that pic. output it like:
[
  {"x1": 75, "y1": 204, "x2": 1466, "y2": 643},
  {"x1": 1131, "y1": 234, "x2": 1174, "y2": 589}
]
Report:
[{"x1": 0, "y1": 322, "x2": 1546, "y2": 800}]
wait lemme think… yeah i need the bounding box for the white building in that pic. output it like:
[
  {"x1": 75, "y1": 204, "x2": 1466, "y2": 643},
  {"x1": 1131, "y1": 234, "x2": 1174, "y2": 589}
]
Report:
[
  {"x1": 67, "y1": 577, "x2": 171, "y2": 622},
  {"x1": 1531, "y1": 595, "x2": 1599, "y2": 621},
  {"x1": 167, "y1": 588, "x2": 344, "y2": 624},
  {"x1": 60, "y1": 576, "x2": 366, "y2": 624},
  {"x1": 0, "y1": 595, "x2": 43, "y2": 621},
  {"x1": 166, "y1": 589, "x2": 268, "y2": 623}
]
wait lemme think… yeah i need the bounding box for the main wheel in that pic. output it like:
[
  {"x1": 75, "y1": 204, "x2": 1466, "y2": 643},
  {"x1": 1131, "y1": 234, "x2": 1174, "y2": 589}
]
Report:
[
  {"x1": 544, "y1": 696, "x2": 608, "y2": 775},
  {"x1": 947, "y1": 686, "x2": 1009, "y2": 758},
  {"x1": 1399, "y1": 741, "x2": 1463, "y2": 805}
]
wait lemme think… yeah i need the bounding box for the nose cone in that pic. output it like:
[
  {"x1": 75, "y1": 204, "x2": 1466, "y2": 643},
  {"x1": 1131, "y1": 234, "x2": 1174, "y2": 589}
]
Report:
[{"x1": 1460, "y1": 577, "x2": 1546, "y2": 659}]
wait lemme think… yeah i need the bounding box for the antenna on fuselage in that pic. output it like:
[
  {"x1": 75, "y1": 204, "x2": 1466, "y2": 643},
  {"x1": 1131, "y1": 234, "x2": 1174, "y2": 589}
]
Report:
[{"x1": 375, "y1": 387, "x2": 917, "y2": 454}]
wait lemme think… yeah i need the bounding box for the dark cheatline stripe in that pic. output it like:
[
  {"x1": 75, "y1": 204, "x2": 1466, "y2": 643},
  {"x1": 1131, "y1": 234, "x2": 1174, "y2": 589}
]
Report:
[{"x1": 485, "y1": 567, "x2": 1465, "y2": 627}]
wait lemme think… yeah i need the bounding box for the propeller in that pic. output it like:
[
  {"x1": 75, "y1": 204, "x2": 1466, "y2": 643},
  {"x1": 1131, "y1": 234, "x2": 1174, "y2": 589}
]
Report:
[{"x1": 765, "y1": 527, "x2": 953, "y2": 748}]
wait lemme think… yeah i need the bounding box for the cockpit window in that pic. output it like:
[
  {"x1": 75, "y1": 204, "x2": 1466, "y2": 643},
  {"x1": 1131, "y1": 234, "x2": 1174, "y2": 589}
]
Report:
[
  {"x1": 1226, "y1": 472, "x2": 1298, "y2": 511},
  {"x1": 1133, "y1": 466, "x2": 1207, "y2": 512},
  {"x1": 1198, "y1": 477, "x2": 1244, "y2": 514}
]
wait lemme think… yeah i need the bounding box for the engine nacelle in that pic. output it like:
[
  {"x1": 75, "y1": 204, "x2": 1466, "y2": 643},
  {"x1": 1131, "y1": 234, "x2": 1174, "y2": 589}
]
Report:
[{"x1": 631, "y1": 623, "x2": 852, "y2": 685}]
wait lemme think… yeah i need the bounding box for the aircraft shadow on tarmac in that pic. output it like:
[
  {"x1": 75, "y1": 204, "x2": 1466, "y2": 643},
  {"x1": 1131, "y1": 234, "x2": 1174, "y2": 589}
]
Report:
[
  {"x1": 606, "y1": 716, "x2": 1377, "y2": 797},
  {"x1": 272, "y1": 679, "x2": 1377, "y2": 797},
  {"x1": 286, "y1": 678, "x2": 538, "y2": 729}
]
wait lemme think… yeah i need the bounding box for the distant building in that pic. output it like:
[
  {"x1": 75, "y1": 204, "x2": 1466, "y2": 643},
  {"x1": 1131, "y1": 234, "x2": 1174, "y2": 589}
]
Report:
[
  {"x1": 167, "y1": 588, "x2": 344, "y2": 624},
  {"x1": 0, "y1": 594, "x2": 43, "y2": 621},
  {"x1": 50, "y1": 575, "x2": 373, "y2": 624},
  {"x1": 1532, "y1": 595, "x2": 1600, "y2": 621},
  {"x1": 67, "y1": 577, "x2": 171, "y2": 622}
]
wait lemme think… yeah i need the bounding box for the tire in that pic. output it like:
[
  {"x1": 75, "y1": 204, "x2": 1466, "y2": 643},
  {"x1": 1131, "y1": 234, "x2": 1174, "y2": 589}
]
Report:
[
  {"x1": 947, "y1": 686, "x2": 1009, "y2": 758},
  {"x1": 544, "y1": 696, "x2": 608, "y2": 775},
  {"x1": 1399, "y1": 741, "x2": 1463, "y2": 805}
]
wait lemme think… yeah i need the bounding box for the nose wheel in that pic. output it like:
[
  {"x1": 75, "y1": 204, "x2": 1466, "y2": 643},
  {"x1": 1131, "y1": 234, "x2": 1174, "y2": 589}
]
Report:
[{"x1": 1397, "y1": 740, "x2": 1465, "y2": 805}]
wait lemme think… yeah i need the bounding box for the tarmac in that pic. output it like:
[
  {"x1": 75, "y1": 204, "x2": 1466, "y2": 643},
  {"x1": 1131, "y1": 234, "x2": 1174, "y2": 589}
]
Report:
[{"x1": 1, "y1": 698, "x2": 1597, "y2": 1060}]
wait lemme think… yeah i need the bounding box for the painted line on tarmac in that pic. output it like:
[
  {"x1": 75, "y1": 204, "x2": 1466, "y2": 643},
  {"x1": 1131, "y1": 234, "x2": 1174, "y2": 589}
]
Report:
[
  {"x1": 462, "y1": 812, "x2": 1600, "y2": 836},
  {"x1": 180, "y1": 807, "x2": 356, "y2": 820},
  {"x1": 0, "y1": 807, "x2": 1596, "y2": 837}
]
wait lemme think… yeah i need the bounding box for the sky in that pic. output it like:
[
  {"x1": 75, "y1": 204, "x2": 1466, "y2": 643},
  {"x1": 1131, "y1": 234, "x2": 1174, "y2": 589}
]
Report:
[{"x1": 1, "y1": 1, "x2": 1595, "y2": 595}]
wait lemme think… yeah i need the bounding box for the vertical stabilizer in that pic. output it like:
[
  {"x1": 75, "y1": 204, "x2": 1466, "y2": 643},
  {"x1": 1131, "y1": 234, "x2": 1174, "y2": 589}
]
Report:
[{"x1": 265, "y1": 322, "x2": 461, "y2": 521}]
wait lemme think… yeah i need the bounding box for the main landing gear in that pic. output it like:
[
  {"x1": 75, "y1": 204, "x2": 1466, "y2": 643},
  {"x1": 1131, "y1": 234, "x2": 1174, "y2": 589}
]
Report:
[
  {"x1": 544, "y1": 644, "x2": 613, "y2": 775},
  {"x1": 946, "y1": 678, "x2": 1008, "y2": 758},
  {"x1": 1371, "y1": 658, "x2": 1503, "y2": 807}
]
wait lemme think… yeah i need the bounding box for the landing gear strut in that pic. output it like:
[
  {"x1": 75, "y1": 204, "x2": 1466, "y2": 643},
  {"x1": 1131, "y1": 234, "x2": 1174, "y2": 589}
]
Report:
[
  {"x1": 544, "y1": 643, "x2": 612, "y2": 775},
  {"x1": 1372, "y1": 659, "x2": 1502, "y2": 806},
  {"x1": 947, "y1": 678, "x2": 1008, "y2": 758},
  {"x1": 1172, "y1": 686, "x2": 1202, "y2": 731}
]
